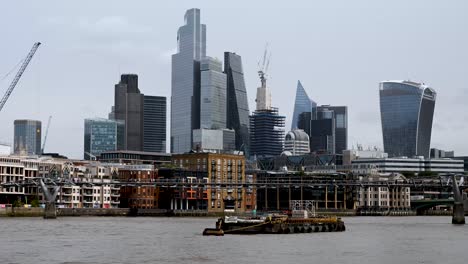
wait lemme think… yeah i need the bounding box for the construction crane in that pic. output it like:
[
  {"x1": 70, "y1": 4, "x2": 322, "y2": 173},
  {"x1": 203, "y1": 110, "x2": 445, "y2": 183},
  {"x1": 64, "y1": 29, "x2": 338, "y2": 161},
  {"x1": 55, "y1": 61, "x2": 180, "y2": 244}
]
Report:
[
  {"x1": 257, "y1": 43, "x2": 272, "y2": 88},
  {"x1": 41, "y1": 115, "x2": 52, "y2": 154},
  {"x1": 0, "y1": 42, "x2": 41, "y2": 112}
]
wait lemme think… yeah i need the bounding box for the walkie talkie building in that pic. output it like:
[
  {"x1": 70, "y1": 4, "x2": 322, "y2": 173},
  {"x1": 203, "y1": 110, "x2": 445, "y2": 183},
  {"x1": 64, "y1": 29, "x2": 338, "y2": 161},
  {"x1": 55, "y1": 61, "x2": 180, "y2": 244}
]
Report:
[{"x1": 379, "y1": 80, "x2": 437, "y2": 158}]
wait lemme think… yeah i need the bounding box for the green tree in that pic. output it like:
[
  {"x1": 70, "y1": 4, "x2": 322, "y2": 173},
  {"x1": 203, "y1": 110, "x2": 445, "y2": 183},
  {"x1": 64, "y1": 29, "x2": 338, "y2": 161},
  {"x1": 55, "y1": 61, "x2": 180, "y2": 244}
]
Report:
[
  {"x1": 30, "y1": 198, "x2": 40, "y2": 207},
  {"x1": 12, "y1": 198, "x2": 24, "y2": 208}
]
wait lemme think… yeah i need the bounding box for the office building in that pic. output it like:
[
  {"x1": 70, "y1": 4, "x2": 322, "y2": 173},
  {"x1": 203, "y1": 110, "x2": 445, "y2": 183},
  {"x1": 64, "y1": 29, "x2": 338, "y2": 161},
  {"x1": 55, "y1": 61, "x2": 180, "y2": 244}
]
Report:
[
  {"x1": 224, "y1": 52, "x2": 250, "y2": 154},
  {"x1": 352, "y1": 157, "x2": 463, "y2": 174},
  {"x1": 310, "y1": 107, "x2": 335, "y2": 154},
  {"x1": 143, "y1": 96, "x2": 167, "y2": 153},
  {"x1": 200, "y1": 57, "x2": 227, "y2": 129},
  {"x1": 324, "y1": 106, "x2": 347, "y2": 154},
  {"x1": 430, "y1": 148, "x2": 454, "y2": 159},
  {"x1": 84, "y1": 118, "x2": 124, "y2": 160},
  {"x1": 284, "y1": 129, "x2": 310, "y2": 155},
  {"x1": 171, "y1": 8, "x2": 206, "y2": 153},
  {"x1": 192, "y1": 129, "x2": 235, "y2": 152},
  {"x1": 380, "y1": 80, "x2": 437, "y2": 158},
  {"x1": 113, "y1": 74, "x2": 144, "y2": 151},
  {"x1": 111, "y1": 74, "x2": 167, "y2": 153},
  {"x1": 249, "y1": 108, "x2": 285, "y2": 158},
  {"x1": 13, "y1": 119, "x2": 41, "y2": 155},
  {"x1": 291, "y1": 81, "x2": 316, "y2": 130}
]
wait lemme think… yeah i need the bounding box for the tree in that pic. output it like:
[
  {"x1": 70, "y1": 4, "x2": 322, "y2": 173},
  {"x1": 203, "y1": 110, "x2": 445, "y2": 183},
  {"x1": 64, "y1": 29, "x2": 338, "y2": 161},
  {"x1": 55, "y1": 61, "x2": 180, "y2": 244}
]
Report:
[
  {"x1": 30, "y1": 198, "x2": 40, "y2": 207},
  {"x1": 12, "y1": 198, "x2": 24, "y2": 208}
]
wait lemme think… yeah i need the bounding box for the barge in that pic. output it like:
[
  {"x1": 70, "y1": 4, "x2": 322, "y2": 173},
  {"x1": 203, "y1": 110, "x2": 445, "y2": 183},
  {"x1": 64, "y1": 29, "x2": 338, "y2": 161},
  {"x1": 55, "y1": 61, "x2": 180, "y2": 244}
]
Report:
[{"x1": 203, "y1": 211, "x2": 345, "y2": 235}]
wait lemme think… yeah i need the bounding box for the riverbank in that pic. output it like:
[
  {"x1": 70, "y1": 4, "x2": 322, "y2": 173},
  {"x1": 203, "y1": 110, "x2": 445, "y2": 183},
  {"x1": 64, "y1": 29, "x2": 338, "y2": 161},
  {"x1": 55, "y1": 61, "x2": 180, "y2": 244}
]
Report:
[{"x1": 1, "y1": 207, "x2": 460, "y2": 217}]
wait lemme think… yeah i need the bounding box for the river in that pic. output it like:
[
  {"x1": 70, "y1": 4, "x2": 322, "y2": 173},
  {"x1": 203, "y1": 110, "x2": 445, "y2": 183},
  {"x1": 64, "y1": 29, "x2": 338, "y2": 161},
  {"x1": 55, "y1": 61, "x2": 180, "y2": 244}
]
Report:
[{"x1": 0, "y1": 216, "x2": 466, "y2": 264}]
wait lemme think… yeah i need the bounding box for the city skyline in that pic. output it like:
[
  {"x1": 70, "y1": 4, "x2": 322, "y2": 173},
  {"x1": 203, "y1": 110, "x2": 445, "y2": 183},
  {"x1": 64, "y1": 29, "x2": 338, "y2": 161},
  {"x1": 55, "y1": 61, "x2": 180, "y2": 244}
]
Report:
[{"x1": 0, "y1": 1, "x2": 467, "y2": 158}]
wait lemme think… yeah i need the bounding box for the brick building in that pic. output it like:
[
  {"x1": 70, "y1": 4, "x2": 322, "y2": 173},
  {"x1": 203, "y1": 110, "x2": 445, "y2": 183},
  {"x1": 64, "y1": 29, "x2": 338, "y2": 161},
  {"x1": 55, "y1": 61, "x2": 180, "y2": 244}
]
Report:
[{"x1": 171, "y1": 152, "x2": 255, "y2": 213}]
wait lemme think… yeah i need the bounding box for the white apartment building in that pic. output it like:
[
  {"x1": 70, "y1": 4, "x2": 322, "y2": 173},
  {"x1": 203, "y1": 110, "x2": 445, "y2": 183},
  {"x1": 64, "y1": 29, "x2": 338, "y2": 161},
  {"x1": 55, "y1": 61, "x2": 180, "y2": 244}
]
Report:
[{"x1": 357, "y1": 173, "x2": 411, "y2": 209}]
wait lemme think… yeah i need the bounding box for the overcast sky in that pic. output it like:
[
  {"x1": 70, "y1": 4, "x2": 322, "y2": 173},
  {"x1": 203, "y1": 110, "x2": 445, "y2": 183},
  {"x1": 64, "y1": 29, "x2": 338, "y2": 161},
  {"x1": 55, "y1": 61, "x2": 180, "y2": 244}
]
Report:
[{"x1": 0, "y1": 0, "x2": 467, "y2": 158}]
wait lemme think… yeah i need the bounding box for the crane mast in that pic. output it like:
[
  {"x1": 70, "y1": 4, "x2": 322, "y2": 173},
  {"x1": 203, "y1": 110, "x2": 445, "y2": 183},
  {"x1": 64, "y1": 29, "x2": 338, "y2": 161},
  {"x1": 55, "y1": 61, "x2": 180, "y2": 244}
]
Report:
[
  {"x1": 41, "y1": 115, "x2": 52, "y2": 154},
  {"x1": 0, "y1": 42, "x2": 41, "y2": 112}
]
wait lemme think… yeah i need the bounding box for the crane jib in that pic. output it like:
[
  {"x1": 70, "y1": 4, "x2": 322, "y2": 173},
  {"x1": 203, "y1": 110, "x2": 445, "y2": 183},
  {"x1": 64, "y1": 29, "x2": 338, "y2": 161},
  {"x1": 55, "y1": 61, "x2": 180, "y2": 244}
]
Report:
[{"x1": 0, "y1": 42, "x2": 41, "y2": 112}]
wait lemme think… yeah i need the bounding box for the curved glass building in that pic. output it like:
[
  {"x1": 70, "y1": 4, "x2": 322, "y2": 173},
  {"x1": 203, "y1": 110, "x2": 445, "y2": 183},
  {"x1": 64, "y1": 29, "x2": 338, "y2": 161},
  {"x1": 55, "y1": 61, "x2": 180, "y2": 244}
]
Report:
[{"x1": 379, "y1": 81, "x2": 437, "y2": 158}]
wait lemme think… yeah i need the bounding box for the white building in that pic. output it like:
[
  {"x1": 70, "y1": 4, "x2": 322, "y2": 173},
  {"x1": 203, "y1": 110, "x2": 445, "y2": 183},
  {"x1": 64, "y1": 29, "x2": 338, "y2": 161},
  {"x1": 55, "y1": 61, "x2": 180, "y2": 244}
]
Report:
[
  {"x1": 343, "y1": 147, "x2": 388, "y2": 165},
  {"x1": 352, "y1": 157, "x2": 464, "y2": 174},
  {"x1": 0, "y1": 156, "x2": 120, "y2": 208},
  {"x1": 284, "y1": 130, "x2": 310, "y2": 155},
  {"x1": 357, "y1": 173, "x2": 411, "y2": 209}
]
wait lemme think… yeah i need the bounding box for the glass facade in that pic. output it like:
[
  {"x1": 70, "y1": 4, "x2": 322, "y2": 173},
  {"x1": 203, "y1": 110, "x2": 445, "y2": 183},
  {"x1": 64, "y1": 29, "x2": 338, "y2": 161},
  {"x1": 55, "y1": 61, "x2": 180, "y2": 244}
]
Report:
[
  {"x1": 225, "y1": 52, "x2": 250, "y2": 155},
  {"x1": 84, "y1": 118, "x2": 123, "y2": 160},
  {"x1": 143, "y1": 96, "x2": 167, "y2": 153},
  {"x1": 379, "y1": 81, "x2": 436, "y2": 158},
  {"x1": 171, "y1": 8, "x2": 206, "y2": 153},
  {"x1": 13, "y1": 120, "x2": 41, "y2": 155},
  {"x1": 291, "y1": 80, "x2": 316, "y2": 130},
  {"x1": 200, "y1": 57, "x2": 227, "y2": 129}
]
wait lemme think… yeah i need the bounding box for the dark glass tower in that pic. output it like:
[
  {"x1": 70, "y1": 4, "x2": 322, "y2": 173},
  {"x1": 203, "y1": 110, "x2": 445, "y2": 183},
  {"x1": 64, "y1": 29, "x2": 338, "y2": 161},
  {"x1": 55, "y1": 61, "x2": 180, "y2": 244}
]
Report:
[
  {"x1": 143, "y1": 96, "x2": 167, "y2": 153},
  {"x1": 249, "y1": 108, "x2": 285, "y2": 158},
  {"x1": 380, "y1": 81, "x2": 436, "y2": 158},
  {"x1": 113, "y1": 74, "x2": 144, "y2": 151},
  {"x1": 291, "y1": 80, "x2": 316, "y2": 130},
  {"x1": 171, "y1": 8, "x2": 206, "y2": 153},
  {"x1": 224, "y1": 52, "x2": 250, "y2": 154},
  {"x1": 13, "y1": 119, "x2": 41, "y2": 155},
  {"x1": 112, "y1": 74, "x2": 166, "y2": 153}
]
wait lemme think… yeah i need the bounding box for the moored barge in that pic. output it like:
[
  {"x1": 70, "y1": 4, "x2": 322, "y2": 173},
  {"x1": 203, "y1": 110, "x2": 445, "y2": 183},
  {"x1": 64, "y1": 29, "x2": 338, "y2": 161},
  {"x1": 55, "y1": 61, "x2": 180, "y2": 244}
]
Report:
[{"x1": 203, "y1": 211, "x2": 345, "y2": 235}]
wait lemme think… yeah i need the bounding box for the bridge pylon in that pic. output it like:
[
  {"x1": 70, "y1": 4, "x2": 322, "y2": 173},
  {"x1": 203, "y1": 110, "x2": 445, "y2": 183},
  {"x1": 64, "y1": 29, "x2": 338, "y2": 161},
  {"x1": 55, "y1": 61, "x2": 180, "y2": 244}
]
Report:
[
  {"x1": 451, "y1": 175, "x2": 465, "y2": 225},
  {"x1": 39, "y1": 179, "x2": 60, "y2": 219}
]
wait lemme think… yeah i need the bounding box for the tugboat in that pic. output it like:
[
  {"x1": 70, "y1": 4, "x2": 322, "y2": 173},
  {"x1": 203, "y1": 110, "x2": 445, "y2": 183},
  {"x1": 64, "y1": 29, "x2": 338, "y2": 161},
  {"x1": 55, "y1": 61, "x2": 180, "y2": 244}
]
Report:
[{"x1": 203, "y1": 200, "x2": 346, "y2": 235}]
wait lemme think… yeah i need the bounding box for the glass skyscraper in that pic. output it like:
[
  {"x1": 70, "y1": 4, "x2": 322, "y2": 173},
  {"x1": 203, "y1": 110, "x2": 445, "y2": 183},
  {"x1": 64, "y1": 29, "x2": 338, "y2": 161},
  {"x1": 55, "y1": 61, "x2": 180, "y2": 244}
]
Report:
[
  {"x1": 171, "y1": 8, "x2": 206, "y2": 153},
  {"x1": 13, "y1": 119, "x2": 41, "y2": 155},
  {"x1": 291, "y1": 80, "x2": 316, "y2": 130},
  {"x1": 379, "y1": 80, "x2": 437, "y2": 158},
  {"x1": 224, "y1": 52, "x2": 250, "y2": 154},
  {"x1": 84, "y1": 118, "x2": 124, "y2": 160},
  {"x1": 200, "y1": 57, "x2": 226, "y2": 129}
]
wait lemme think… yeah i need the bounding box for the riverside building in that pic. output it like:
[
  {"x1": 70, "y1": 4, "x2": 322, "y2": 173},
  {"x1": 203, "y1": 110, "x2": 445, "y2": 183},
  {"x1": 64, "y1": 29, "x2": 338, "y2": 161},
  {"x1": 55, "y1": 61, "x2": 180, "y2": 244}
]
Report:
[{"x1": 171, "y1": 152, "x2": 255, "y2": 213}]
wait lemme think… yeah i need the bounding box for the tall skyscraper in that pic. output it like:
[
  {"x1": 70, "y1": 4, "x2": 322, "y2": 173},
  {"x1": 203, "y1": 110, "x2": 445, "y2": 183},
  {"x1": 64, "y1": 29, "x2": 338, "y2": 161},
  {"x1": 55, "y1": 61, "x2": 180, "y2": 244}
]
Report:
[
  {"x1": 249, "y1": 108, "x2": 285, "y2": 158},
  {"x1": 84, "y1": 118, "x2": 123, "y2": 160},
  {"x1": 291, "y1": 81, "x2": 316, "y2": 130},
  {"x1": 13, "y1": 119, "x2": 41, "y2": 155},
  {"x1": 256, "y1": 74, "x2": 271, "y2": 111},
  {"x1": 111, "y1": 74, "x2": 167, "y2": 153},
  {"x1": 113, "y1": 74, "x2": 144, "y2": 151},
  {"x1": 200, "y1": 57, "x2": 227, "y2": 129},
  {"x1": 225, "y1": 52, "x2": 250, "y2": 154},
  {"x1": 380, "y1": 80, "x2": 436, "y2": 158},
  {"x1": 171, "y1": 8, "x2": 206, "y2": 153},
  {"x1": 143, "y1": 96, "x2": 167, "y2": 153}
]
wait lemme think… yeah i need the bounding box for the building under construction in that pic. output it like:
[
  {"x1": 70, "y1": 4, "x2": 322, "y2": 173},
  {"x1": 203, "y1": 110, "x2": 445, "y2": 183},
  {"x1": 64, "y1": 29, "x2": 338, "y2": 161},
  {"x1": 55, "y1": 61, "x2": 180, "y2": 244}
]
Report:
[{"x1": 249, "y1": 107, "x2": 285, "y2": 158}]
